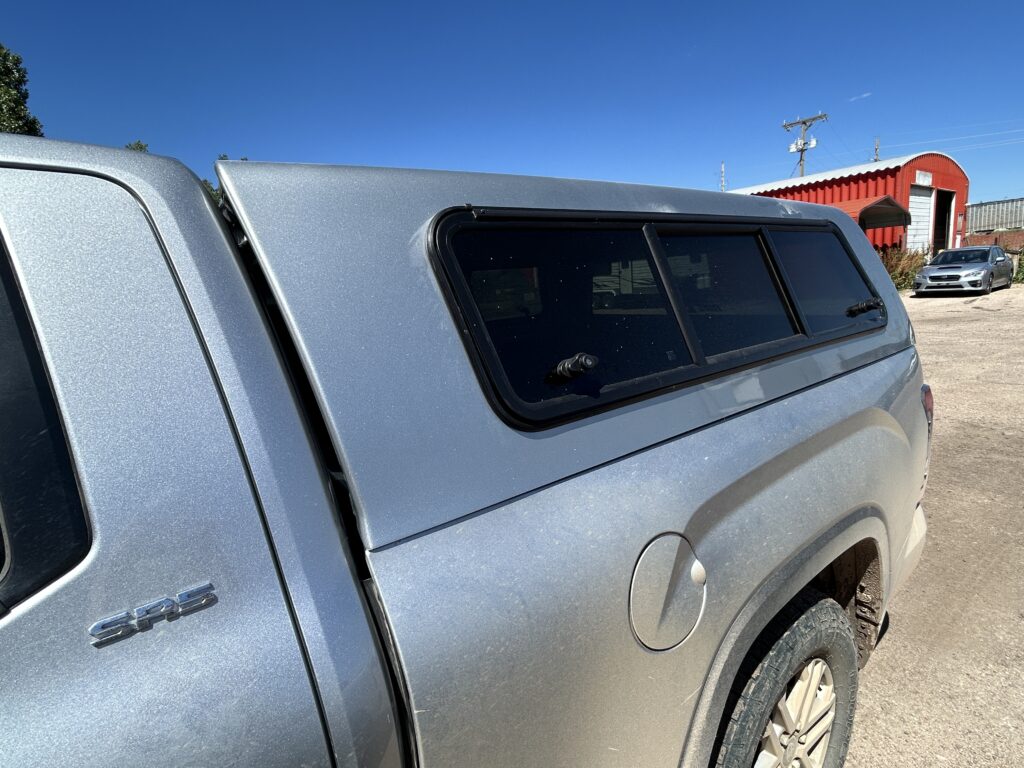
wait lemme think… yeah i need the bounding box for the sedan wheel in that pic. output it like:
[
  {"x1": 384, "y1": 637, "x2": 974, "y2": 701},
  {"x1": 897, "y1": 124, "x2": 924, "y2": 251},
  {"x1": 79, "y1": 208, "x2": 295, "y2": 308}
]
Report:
[{"x1": 983, "y1": 274, "x2": 993, "y2": 294}]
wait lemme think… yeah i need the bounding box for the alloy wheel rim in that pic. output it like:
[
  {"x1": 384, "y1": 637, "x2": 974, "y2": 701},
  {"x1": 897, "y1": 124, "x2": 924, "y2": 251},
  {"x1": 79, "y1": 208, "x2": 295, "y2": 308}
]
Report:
[{"x1": 754, "y1": 658, "x2": 837, "y2": 768}]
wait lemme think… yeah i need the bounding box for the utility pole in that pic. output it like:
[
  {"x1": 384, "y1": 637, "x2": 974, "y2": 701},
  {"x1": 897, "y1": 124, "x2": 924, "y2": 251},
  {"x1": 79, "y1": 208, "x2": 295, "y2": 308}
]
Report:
[
  {"x1": 782, "y1": 112, "x2": 828, "y2": 176},
  {"x1": 720, "y1": 161, "x2": 726, "y2": 192},
  {"x1": 873, "y1": 137, "x2": 880, "y2": 161}
]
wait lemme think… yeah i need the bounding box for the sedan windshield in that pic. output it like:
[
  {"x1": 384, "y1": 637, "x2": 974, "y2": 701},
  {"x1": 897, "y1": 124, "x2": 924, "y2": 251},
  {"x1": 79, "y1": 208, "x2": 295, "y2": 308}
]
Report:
[{"x1": 931, "y1": 249, "x2": 989, "y2": 265}]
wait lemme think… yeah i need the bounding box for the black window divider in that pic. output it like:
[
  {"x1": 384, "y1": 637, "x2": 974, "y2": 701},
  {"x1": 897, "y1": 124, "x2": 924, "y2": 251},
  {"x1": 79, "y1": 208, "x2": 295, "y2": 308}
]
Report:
[
  {"x1": 759, "y1": 226, "x2": 812, "y2": 337},
  {"x1": 642, "y1": 223, "x2": 707, "y2": 366}
]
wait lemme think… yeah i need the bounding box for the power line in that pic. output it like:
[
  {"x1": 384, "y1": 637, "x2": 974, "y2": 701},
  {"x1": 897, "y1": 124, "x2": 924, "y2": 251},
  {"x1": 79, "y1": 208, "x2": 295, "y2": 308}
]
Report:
[
  {"x1": 823, "y1": 120, "x2": 860, "y2": 161},
  {"x1": 809, "y1": 119, "x2": 1024, "y2": 163},
  {"x1": 797, "y1": 130, "x2": 1024, "y2": 165},
  {"x1": 883, "y1": 127, "x2": 1024, "y2": 150},
  {"x1": 939, "y1": 136, "x2": 1024, "y2": 153},
  {"x1": 816, "y1": 128, "x2": 848, "y2": 167},
  {"x1": 880, "y1": 117, "x2": 1024, "y2": 139}
]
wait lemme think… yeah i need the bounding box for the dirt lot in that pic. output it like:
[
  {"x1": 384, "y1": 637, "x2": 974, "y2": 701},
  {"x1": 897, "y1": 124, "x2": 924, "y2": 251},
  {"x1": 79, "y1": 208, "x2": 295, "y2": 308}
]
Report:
[{"x1": 846, "y1": 285, "x2": 1024, "y2": 766}]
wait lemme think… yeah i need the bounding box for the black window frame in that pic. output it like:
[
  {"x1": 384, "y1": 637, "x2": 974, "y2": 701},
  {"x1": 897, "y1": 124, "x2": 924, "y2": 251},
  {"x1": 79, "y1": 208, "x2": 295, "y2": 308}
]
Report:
[
  {"x1": 0, "y1": 241, "x2": 91, "y2": 616},
  {"x1": 438, "y1": 219, "x2": 698, "y2": 422},
  {"x1": 430, "y1": 207, "x2": 887, "y2": 430}
]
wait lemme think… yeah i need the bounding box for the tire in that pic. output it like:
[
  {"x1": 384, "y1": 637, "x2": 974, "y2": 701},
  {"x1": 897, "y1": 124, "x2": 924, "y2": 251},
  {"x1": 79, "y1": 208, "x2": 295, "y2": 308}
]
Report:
[
  {"x1": 713, "y1": 592, "x2": 859, "y2": 768},
  {"x1": 983, "y1": 274, "x2": 993, "y2": 294}
]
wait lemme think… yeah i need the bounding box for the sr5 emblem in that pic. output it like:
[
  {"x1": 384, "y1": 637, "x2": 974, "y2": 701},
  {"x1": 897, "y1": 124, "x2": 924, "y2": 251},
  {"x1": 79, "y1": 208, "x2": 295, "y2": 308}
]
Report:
[{"x1": 89, "y1": 583, "x2": 217, "y2": 647}]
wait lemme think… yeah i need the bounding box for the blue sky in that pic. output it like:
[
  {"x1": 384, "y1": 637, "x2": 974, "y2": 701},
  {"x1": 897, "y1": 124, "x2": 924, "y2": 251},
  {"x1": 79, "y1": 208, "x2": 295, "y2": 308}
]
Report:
[{"x1": 6, "y1": 1, "x2": 1024, "y2": 201}]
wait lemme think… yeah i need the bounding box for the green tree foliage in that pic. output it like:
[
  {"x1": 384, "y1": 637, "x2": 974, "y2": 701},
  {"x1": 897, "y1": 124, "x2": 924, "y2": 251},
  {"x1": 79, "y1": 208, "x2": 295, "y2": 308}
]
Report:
[
  {"x1": 124, "y1": 140, "x2": 149, "y2": 152},
  {"x1": 203, "y1": 154, "x2": 248, "y2": 206},
  {"x1": 202, "y1": 178, "x2": 222, "y2": 204},
  {"x1": 0, "y1": 44, "x2": 44, "y2": 136}
]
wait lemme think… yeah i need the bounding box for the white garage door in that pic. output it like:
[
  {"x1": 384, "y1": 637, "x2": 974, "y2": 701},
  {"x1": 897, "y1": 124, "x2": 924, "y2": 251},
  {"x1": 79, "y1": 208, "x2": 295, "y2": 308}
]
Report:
[{"x1": 907, "y1": 185, "x2": 934, "y2": 252}]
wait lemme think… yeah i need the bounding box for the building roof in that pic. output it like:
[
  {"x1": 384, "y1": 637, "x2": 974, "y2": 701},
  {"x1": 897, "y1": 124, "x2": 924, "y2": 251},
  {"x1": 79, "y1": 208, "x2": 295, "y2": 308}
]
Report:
[
  {"x1": 832, "y1": 195, "x2": 911, "y2": 229},
  {"x1": 730, "y1": 151, "x2": 959, "y2": 195}
]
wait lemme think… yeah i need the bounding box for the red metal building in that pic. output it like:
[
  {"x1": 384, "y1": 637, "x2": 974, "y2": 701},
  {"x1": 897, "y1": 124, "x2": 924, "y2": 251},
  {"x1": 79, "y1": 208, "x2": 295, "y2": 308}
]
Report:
[{"x1": 733, "y1": 152, "x2": 969, "y2": 252}]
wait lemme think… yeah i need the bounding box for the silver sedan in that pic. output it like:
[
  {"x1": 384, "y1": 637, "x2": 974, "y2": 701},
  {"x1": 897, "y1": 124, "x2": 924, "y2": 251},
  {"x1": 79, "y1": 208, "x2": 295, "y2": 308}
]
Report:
[{"x1": 913, "y1": 246, "x2": 1014, "y2": 295}]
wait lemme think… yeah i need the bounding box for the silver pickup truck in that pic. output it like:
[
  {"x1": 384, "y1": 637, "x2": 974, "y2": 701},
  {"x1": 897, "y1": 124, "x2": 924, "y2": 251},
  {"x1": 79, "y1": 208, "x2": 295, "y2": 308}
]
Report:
[{"x1": 0, "y1": 135, "x2": 929, "y2": 768}]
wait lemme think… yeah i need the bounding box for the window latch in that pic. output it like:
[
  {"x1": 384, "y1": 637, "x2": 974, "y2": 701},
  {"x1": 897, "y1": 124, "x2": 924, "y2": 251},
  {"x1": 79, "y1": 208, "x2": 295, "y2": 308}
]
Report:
[
  {"x1": 845, "y1": 297, "x2": 884, "y2": 317},
  {"x1": 548, "y1": 352, "x2": 599, "y2": 383}
]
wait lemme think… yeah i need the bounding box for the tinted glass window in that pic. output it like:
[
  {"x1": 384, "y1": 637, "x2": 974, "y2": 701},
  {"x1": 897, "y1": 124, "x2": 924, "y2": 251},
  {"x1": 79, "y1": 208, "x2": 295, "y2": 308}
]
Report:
[
  {"x1": 931, "y1": 248, "x2": 988, "y2": 265},
  {"x1": 770, "y1": 230, "x2": 880, "y2": 334},
  {"x1": 451, "y1": 227, "x2": 691, "y2": 415},
  {"x1": 0, "y1": 250, "x2": 89, "y2": 613},
  {"x1": 436, "y1": 212, "x2": 887, "y2": 427},
  {"x1": 660, "y1": 233, "x2": 797, "y2": 357}
]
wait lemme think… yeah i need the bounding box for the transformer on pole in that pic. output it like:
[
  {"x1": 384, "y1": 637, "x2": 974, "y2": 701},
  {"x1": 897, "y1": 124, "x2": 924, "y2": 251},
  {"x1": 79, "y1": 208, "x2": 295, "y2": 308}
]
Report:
[{"x1": 782, "y1": 112, "x2": 828, "y2": 176}]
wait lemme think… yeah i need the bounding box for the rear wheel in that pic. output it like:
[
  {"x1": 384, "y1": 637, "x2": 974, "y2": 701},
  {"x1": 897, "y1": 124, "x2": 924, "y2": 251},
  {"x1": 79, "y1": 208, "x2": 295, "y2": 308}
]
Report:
[{"x1": 713, "y1": 592, "x2": 858, "y2": 768}]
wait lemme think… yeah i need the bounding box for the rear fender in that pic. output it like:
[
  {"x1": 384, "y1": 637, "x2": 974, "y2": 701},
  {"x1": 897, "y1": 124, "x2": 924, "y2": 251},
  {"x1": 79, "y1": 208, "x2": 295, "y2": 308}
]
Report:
[{"x1": 679, "y1": 511, "x2": 889, "y2": 768}]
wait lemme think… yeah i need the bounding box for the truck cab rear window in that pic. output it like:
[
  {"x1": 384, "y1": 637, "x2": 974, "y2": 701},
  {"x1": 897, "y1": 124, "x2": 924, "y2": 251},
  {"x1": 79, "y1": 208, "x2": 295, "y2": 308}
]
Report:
[{"x1": 434, "y1": 211, "x2": 885, "y2": 428}]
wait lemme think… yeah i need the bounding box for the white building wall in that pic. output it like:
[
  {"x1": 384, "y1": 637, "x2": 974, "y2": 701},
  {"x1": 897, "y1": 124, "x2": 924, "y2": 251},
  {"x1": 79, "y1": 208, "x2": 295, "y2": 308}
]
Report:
[{"x1": 907, "y1": 185, "x2": 934, "y2": 251}]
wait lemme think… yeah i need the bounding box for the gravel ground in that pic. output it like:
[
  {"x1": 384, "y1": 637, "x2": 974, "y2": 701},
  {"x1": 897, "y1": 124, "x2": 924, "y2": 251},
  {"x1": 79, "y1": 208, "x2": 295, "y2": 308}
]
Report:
[{"x1": 845, "y1": 284, "x2": 1024, "y2": 766}]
